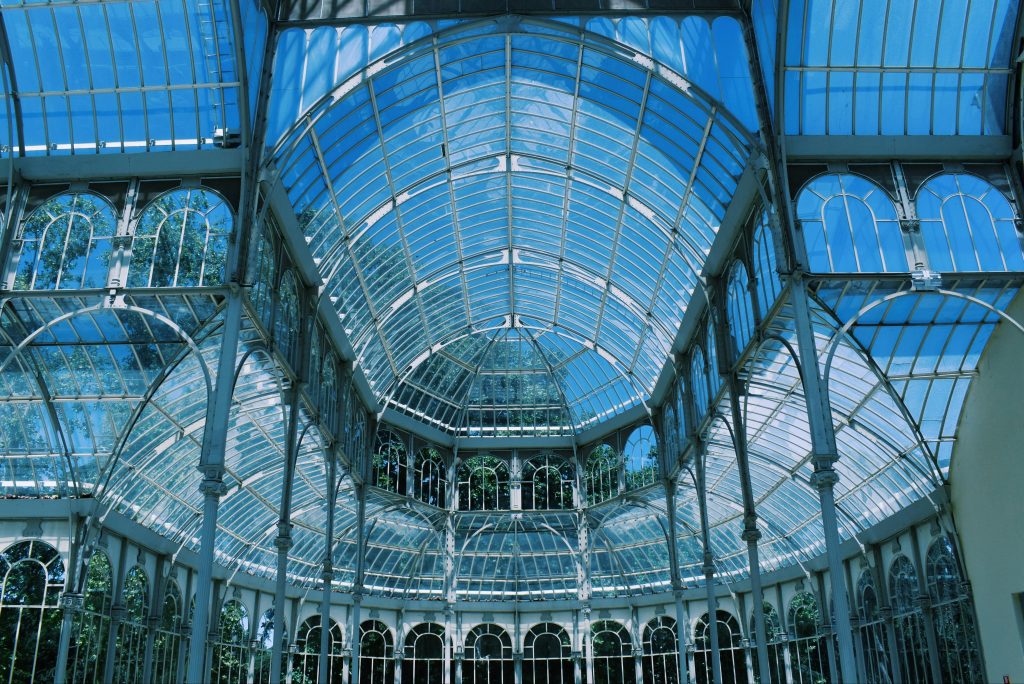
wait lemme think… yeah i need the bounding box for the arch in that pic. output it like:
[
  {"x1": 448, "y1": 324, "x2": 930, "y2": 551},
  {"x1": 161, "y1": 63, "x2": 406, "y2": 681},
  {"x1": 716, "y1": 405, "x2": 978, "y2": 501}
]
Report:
[
  {"x1": 521, "y1": 453, "x2": 575, "y2": 510},
  {"x1": 917, "y1": 172, "x2": 1024, "y2": 272},
  {"x1": 726, "y1": 260, "x2": 755, "y2": 357},
  {"x1": 359, "y1": 619, "x2": 395, "y2": 684},
  {"x1": 402, "y1": 622, "x2": 446, "y2": 684},
  {"x1": 293, "y1": 615, "x2": 345, "y2": 684},
  {"x1": 458, "y1": 455, "x2": 511, "y2": 511},
  {"x1": 752, "y1": 211, "x2": 782, "y2": 317},
  {"x1": 210, "y1": 598, "x2": 250, "y2": 684},
  {"x1": 749, "y1": 602, "x2": 785, "y2": 684},
  {"x1": 69, "y1": 549, "x2": 113, "y2": 684},
  {"x1": 694, "y1": 610, "x2": 747, "y2": 684},
  {"x1": 113, "y1": 565, "x2": 149, "y2": 684},
  {"x1": 591, "y1": 620, "x2": 631, "y2": 684},
  {"x1": 523, "y1": 622, "x2": 573, "y2": 684},
  {"x1": 11, "y1": 191, "x2": 117, "y2": 290},
  {"x1": 641, "y1": 616, "x2": 680, "y2": 684},
  {"x1": 787, "y1": 591, "x2": 830, "y2": 684},
  {"x1": 926, "y1": 536, "x2": 983, "y2": 682},
  {"x1": 623, "y1": 425, "x2": 658, "y2": 491},
  {"x1": 152, "y1": 579, "x2": 183, "y2": 684},
  {"x1": 372, "y1": 428, "x2": 408, "y2": 496},
  {"x1": 796, "y1": 173, "x2": 907, "y2": 273},
  {"x1": 585, "y1": 444, "x2": 620, "y2": 505},
  {"x1": 127, "y1": 186, "x2": 233, "y2": 287},
  {"x1": 464, "y1": 623, "x2": 513, "y2": 684},
  {"x1": 414, "y1": 446, "x2": 447, "y2": 508},
  {"x1": 888, "y1": 555, "x2": 932, "y2": 683},
  {"x1": 0, "y1": 539, "x2": 65, "y2": 682}
]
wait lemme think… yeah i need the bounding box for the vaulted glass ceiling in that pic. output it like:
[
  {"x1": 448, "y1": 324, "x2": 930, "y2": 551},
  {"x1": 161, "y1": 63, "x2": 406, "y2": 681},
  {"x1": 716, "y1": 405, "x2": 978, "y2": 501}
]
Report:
[{"x1": 273, "y1": 17, "x2": 754, "y2": 433}]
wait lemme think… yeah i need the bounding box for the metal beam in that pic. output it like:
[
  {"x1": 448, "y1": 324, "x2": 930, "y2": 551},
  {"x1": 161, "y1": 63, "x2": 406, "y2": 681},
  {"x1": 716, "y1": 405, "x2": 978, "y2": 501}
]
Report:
[
  {"x1": 784, "y1": 135, "x2": 1012, "y2": 162},
  {"x1": 0, "y1": 149, "x2": 244, "y2": 183}
]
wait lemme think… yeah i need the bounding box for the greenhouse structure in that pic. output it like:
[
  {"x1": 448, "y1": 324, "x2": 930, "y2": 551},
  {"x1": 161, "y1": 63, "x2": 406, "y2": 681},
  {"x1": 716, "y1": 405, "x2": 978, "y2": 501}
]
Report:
[{"x1": 0, "y1": 0, "x2": 1023, "y2": 682}]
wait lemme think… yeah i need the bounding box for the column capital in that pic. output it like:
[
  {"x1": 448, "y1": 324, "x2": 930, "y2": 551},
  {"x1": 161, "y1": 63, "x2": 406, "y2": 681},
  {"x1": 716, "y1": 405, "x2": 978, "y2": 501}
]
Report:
[
  {"x1": 810, "y1": 468, "x2": 840, "y2": 490},
  {"x1": 109, "y1": 604, "x2": 126, "y2": 621},
  {"x1": 59, "y1": 592, "x2": 84, "y2": 611},
  {"x1": 198, "y1": 475, "x2": 228, "y2": 497}
]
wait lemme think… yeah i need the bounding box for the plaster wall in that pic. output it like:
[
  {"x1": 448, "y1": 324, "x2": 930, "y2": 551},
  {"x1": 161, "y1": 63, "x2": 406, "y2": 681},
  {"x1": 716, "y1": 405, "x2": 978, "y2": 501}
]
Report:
[{"x1": 949, "y1": 289, "x2": 1024, "y2": 683}]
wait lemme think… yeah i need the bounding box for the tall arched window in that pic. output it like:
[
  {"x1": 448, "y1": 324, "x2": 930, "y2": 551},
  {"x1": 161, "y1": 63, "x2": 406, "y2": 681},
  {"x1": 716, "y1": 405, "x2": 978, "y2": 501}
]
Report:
[
  {"x1": 359, "y1": 620, "x2": 395, "y2": 684},
  {"x1": 69, "y1": 550, "x2": 113, "y2": 684},
  {"x1": 403, "y1": 622, "x2": 446, "y2": 684},
  {"x1": 856, "y1": 569, "x2": 891, "y2": 684},
  {"x1": 591, "y1": 620, "x2": 631, "y2": 684},
  {"x1": 641, "y1": 616, "x2": 680, "y2": 684},
  {"x1": 787, "y1": 592, "x2": 830, "y2": 684},
  {"x1": 690, "y1": 348, "x2": 710, "y2": 422},
  {"x1": 749, "y1": 602, "x2": 786, "y2": 684},
  {"x1": 694, "y1": 610, "x2": 748, "y2": 684},
  {"x1": 0, "y1": 540, "x2": 65, "y2": 682},
  {"x1": 372, "y1": 430, "x2": 408, "y2": 495},
  {"x1": 210, "y1": 598, "x2": 250, "y2": 684},
  {"x1": 464, "y1": 623, "x2": 513, "y2": 684},
  {"x1": 12, "y1": 192, "x2": 117, "y2": 290},
  {"x1": 726, "y1": 261, "x2": 755, "y2": 358},
  {"x1": 623, "y1": 425, "x2": 658, "y2": 491},
  {"x1": 321, "y1": 356, "x2": 339, "y2": 436},
  {"x1": 926, "y1": 536, "x2": 983, "y2": 682},
  {"x1": 521, "y1": 453, "x2": 574, "y2": 510},
  {"x1": 152, "y1": 580, "x2": 182, "y2": 684},
  {"x1": 293, "y1": 615, "x2": 345, "y2": 684},
  {"x1": 128, "y1": 187, "x2": 232, "y2": 287},
  {"x1": 414, "y1": 447, "x2": 447, "y2": 508},
  {"x1": 585, "y1": 444, "x2": 620, "y2": 505},
  {"x1": 705, "y1": 324, "x2": 722, "y2": 398},
  {"x1": 524, "y1": 623, "x2": 573, "y2": 684},
  {"x1": 249, "y1": 227, "x2": 277, "y2": 331},
  {"x1": 275, "y1": 270, "x2": 301, "y2": 368},
  {"x1": 797, "y1": 173, "x2": 907, "y2": 272},
  {"x1": 251, "y1": 608, "x2": 277, "y2": 684},
  {"x1": 308, "y1": 332, "x2": 322, "y2": 405},
  {"x1": 917, "y1": 173, "x2": 1024, "y2": 271},
  {"x1": 889, "y1": 555, "x2": 932, "y2": 684},
  {"x1": 662, "y1": 403, "x2": 679, "y2": 467},
  {"x1": 752, "y1": 213, "x2": 782, "y2": 317},
  {"x1": 113, "y1": 566, "x2": 149, "y2": 684},
  {"x1": 458, "y1": 456, "x2": 511, "y2": 511}
]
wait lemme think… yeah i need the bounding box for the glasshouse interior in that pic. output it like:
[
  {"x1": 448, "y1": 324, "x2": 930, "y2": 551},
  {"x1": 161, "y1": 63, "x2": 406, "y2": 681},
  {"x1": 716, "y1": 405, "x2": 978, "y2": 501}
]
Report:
[{"x1": 1, "y1": 0, "x2": 1024, "y2": 683}]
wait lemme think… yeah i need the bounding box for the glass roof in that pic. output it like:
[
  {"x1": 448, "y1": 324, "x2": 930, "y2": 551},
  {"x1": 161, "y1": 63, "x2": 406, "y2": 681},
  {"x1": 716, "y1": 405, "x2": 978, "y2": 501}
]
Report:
[{"x1": 273, "y1": 17, "x2": 754, "y2": 433}]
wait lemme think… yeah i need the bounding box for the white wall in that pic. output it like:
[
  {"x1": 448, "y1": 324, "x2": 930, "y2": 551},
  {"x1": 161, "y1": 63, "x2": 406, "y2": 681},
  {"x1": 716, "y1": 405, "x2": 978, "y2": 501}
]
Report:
[{"x1": 949, "y1": 289, "x2": 1024, "y2": 682}]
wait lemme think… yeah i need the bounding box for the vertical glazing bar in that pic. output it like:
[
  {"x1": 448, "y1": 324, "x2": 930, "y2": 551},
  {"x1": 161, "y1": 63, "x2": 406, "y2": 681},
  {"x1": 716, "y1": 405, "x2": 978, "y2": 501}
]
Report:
[
  {"x1": 54, "y1": 516, "x2": 83, "y2": 684},
  {"x1": 318, "y1": 452, "x2": 338, "y2": 684},
  {"x1": 142, "y1": 555, "x2": 166, "y2": 684}
]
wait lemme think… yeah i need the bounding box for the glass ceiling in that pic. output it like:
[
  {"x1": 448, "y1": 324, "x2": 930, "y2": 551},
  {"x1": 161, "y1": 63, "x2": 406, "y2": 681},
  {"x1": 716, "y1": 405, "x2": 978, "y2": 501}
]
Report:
[{"x1": 273, "y1": 17, "x2": 754, "y2": 433}]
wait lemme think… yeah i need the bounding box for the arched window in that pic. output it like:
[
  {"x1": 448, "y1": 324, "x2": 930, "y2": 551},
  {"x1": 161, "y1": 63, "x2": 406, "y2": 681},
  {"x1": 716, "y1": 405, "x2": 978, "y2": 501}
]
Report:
[
  {"x1": 69, "y1": 550, "x2": 113, "y2": 684},
  {"x1": 464, "y1": 623, "x2": 513, "y2": 684},
  {"x1": 251, "y1": 608, "x2": 277, "y2": 684},
  {"x1": 128, "y1": 187, "x2": 232, "y2": 287},
  {"x1": 414, "y1": 447, "x2": 447, "y2": 507},
  {"x1": 372, "y1": 429, "x2": 408, "y2": 495},
  {"x1": 662, "y1": 403, "x2": 679, "y2": 467},
  {"x1": 458, "y1": 455, "x2": 511, "y2": 511},
  {"x1": 641, "y1": 616, "x2": 680, "y2": 684},
  {"x1": 690, "y1": 348, "x2": 710, "y2": 422},
  {"x1": 591, "y1": 620, "x2": 631, "y2": 684},
  {"x1": 787, "y1": 592, "x2": 830, "y2": 684},
  {"x1": 917, "y1": 173, "x2": 1024, "y2": 271},
  {"x1": 403, "y1": 622, "x2": 446, "y2": 684},
  {"x1": 152, "y1": 580, "x2": 182, "y2": 684},
  {"x1": 524, "y1": 623, "x2": 572, "y2": 684},
  {"x1": 726, "y1": 261, "x2": 755, "y2": 357},
  {"x1": 12, "y1": 192, "x2": 117, "y2": 290},
  {"x1": 694, "y1": 610, "x2": 747, "y2": 684},
  {"x1": 705, "y1": 324, "x2": 722, "y2": 398},
  {"x1": 889, "y1": 555, "x2": 932, "y2": 684},
  {"x1": 275, "y1": 270, "x2": 301, "y2": 368},
  {"x1": 113, "y1": 566, "x2": 149, "y2": 684},
  {"x1": 322, "y1": 355, "x2": 339, "y2": 436},
  {"x1": 0, "y1": 539, "x2": 65, "y2": 682},
  {"x1": 309, "y1": 332, "x2": 322, "y2": 403},
  {"x1": 749, "y1": 602, "x2": 786, "y2": 684},
  {"x1": 249, "y1": 228, "x2": 277, "y2": 331},
  {"x1": 585, "y1": 444, "x2": 620, "y2": 505},
  {"x1": 926, "y1": 536, "x2": 983, "y2": 682},
  {"x1": 359, "y1": 620, "x2": 395, "y2": 684},
  {"x1": 521, "y1": 453, "x2": 574, "y2": 510},
  {"x1": 856, "y1": 569, "x2": 891, "y2": 684},
  {"x1": 293, "y1": 615, "x2": 345, "y2": 684},
  {"x1": 210, "y1": 598, "x2": 250, "y2": 684},
  {"x1": 623, "y1": 425, "x2": 658, "y2": 491},
  {"x1": 753, "y1": 213, "x2": 782, "y2": 317},
  {"x1": 797, "y1": 174, "x2": 907, "y2": 273}
]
